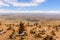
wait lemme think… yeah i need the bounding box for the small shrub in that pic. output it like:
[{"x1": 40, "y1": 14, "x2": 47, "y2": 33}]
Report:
[
  {"x1": 34, "y1": 33, "x2": 42, "y2": 39},
  {"x1": 18, "y1": 22, "x2": 25, "y2": 35},
  {"x1": 30, "y1": 30, "x2": 36, "y2": 34}
]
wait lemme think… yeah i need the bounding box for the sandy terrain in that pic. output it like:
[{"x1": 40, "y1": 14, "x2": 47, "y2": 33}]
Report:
[{"x1": 0, "y1": 19, "x2": 60, "y2": 40}]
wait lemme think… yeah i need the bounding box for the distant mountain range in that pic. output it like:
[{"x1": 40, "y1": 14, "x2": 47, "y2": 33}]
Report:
[{"x1": 0, "y1": 13, "x2": 60, "y2": 20}]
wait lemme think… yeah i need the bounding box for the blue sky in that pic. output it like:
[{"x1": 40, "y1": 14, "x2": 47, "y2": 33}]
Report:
[{"x1": 0, "y1": 0, "x2": 60, "y2": 13}]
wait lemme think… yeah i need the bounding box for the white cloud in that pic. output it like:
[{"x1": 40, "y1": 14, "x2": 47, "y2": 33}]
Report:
[
  {"x1": 0, "y1": 0, "x2": 46, "y2": 7},
  {"x1": 0, "y1": 0, "x2": 9, "y2": 7},
  {"x1": 0, "y1": 9, "x2": 60, "y2": 13}
]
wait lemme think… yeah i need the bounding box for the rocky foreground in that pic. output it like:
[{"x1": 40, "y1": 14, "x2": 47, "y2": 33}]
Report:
[{"x1": 0, "y1": 20, "x2": 60, "y2": 40}]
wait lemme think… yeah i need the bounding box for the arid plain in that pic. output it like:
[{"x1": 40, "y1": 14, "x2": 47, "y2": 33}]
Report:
[{"x1": 0, "y1": 13, "x2": 60, "y2": 40}]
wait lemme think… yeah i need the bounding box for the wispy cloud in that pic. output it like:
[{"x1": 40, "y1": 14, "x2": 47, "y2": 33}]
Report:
[
  {"x1": 0, "y1": 0, "x2": 9, "y2": 7},
  {"x1": 0, "y1": 0, "x2": 46, "y2": 7}
]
